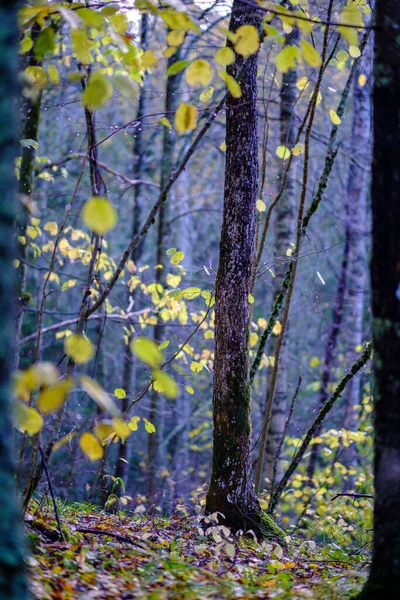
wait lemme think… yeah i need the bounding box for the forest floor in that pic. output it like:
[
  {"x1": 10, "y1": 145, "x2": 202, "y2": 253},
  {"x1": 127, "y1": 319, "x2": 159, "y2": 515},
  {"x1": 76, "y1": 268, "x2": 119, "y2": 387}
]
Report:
[{"x1": 27, "y1": 501, "x2": 368, "y2": 599}]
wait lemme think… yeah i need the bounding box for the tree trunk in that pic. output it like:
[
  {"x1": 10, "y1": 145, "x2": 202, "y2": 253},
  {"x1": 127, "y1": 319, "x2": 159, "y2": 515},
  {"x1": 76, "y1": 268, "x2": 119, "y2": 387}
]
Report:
[
  {"x1": 358, "y1": 0, "x2": 400, "y2": 596},
  {"x1": 341, "y1": 30, "x2": 372, "y2": 466},
  {"x1": 264, "y1": 29, "x2": 298, "y2": 490},
  {"x1": 147, "y1": 47, "x2": 179, "y2": 504},
  {"x1": 205, "y1": 0, "x2": 282, "y2": 538},
  {"x1": 0, "y1": 3, "x2": 29, "y2": 596},
  {"x1": 115, "y1": 13, "x2": 149, "y2": 488},
  {"x1": 15, "y1": 24, "x2": 43, "y2": 367}
]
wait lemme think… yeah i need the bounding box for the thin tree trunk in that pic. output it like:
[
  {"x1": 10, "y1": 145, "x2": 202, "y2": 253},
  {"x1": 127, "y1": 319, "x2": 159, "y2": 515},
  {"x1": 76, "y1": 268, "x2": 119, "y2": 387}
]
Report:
[
  {"x1": 264, "y1": 28, "x2": 298, "y2": 490},
  {"x1": 341, "y1": 30, "x2": 372, "y2": 466},
  {"x1": 115, "y1": 13, "x2": 149, "y2": 488},
  {"x1": 205, "y1": 0, "x2": 282, "y2": 537},
  {"x1": 15, "y1": 24, "x2": 43, "y2": 367},
  {"x1": 357, "y1": 0, "x2": 400, "y2": 596},
  {"x1": 0, "y1": 3, "x2": 29, "y2": 595},
  {"x1": 147, "y1": 48, "x2": 179, "y2": 503}
]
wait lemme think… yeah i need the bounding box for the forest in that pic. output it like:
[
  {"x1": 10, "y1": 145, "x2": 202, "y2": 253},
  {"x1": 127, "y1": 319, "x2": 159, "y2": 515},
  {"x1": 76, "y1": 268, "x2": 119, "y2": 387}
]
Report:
[{"x1": 0, "y1": 0, "x2": 399, "y2": 598}]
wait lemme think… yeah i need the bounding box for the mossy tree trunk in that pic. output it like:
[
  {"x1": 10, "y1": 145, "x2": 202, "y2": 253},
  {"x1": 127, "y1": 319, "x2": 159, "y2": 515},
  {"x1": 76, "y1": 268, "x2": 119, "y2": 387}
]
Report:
[
  {"x1": 357, "y1": 0, "x2": 400, "y2": 596},
  {"x1": 0, "y1": 2, "x2": 29, "y2": 597},
  {"x1": 205, "y1": 0, "x2": 283, "y2": 538}
]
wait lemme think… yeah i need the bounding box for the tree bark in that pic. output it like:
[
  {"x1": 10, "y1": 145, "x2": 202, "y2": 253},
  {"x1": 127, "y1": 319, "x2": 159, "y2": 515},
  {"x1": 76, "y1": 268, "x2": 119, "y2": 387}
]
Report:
[
  {"x1": 205, "y1": 0, "x2": 282, "y2": 537},
  {"x1": 357, "y1": 0, "x2": 400, "y2": 596},
  {"x1": 0, "y1": 3, "x2": 30, "y2": 596}
]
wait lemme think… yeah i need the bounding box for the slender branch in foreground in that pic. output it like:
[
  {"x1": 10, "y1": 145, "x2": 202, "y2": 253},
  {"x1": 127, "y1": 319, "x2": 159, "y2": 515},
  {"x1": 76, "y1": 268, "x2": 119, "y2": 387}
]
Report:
[
  {"x1": 331, "y1": 493, "x2": 373, "y2": 502},
  {"x1": 267, "y1": 342, "x2": 372, "y2": 514}
]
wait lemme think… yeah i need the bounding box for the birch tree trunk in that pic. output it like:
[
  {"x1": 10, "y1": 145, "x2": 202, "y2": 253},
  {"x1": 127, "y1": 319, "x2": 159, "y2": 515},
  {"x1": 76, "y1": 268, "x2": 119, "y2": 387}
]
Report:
[
  {"x1": 358, "y1": 0, "x2": 400, "y2": 595},
  {"x1": 205, "y1": 0, "x2": 282, "y2": 537},
  {"x1": 0, "y1": 3, "x2": 29, "y2": 596},
  {"x1": 264, "y1": 29, "x2": 298, "y2": 490}
]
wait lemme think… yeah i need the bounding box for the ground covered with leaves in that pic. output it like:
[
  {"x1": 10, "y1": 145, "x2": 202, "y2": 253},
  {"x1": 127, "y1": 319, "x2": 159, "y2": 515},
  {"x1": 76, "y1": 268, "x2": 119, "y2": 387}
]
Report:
[{"x1": 26, "y1": 501, "x2": 369, "y2": 599}]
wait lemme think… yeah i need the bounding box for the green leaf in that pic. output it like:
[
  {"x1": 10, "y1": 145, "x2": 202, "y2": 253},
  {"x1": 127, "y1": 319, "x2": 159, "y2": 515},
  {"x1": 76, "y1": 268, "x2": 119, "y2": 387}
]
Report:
[
  {"x1": 166, "y1": 59, "x2": 190, "y2": 76},
  {"x1": 82, "y1": 73, "x2": 113, "y2": 110},
  {"x1": 35, "y1": 26, "x2": 55, "y2": 60},
  {"x1": 20, "y1": 139, "x2": 39, "y2": 150}
]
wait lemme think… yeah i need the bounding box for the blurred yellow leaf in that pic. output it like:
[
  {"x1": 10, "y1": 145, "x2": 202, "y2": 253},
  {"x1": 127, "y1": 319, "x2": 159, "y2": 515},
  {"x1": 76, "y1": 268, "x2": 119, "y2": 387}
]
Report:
[
  {"x1": 64, "y1": 333, "x2": 94, "y2": 364},
  {"x1": 81, "y1": 196, "x2": 118, "y2": 235},
  {"x1": 131, "y1": 337, "x2": 163, "y2": 368},
  {"x1": 80, "y1": 432, "x2": 103, "y2": 461}
]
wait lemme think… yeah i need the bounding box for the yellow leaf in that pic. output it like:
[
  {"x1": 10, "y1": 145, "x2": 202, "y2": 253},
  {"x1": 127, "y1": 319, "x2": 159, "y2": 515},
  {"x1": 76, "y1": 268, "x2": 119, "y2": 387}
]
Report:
[
  {"x1": 164, "y1": 46, "x2": 177, "y2": 58},
  {"x1": 16, "y1": 402, "x2": 44, "y2": 436},
  {"x1": 131, "y1": 337, "x2": 163, "y2": 368},
  {"x1": 82, "y1": 72, "x2": 113, "y2": 110},
  {"x1": 94, "y1": 422, "x2": 114, "y2": 442},
  {"x1": 272, "y1": 321, "x2": 282, "y2": 335},
  {"x1": 44, "y1": 221, "x2": 58, "y2": 235},
  {"x1": 53, "y1": 432, "x2": 76, "y2": 452},
  {"x1": 349, "y1": 45, "x2": 361, "y2": 58},
  {"x1": 186, "y1": 386, "x2": 194, "y2": 395},
  {"x1": 214, "y1": 47, "x2": 234, "y2": 66},
  {"x1": 141, "y1": 49, "x2": 158, "y2": 69},
  {"x1": 114, "y1": 388, "x2": 126, "y2": 399},
  {"x1": 128, "y1": 416, "x2": 141, "y2": 431},
  {"x1": 112, "y1": 417, "x2": 131, "y2": 441},
  {"x1": 276, "y1": 146, "x2": 291, "y2": 160},
  {"x1": 358, "y1": 74, "x2": 367, "y2": 87},
  {"x1": 310, "y1": 356, "x2": 321, "y2": 368},
  {"x1": 81, "y1": 196, "x2": 118, "y2": 235},
  {"x1": 256, "y1": 199, "x2": 266, "y2": 212},
  {"x1": 218, "y1": 70, "x2": 241, "y2": 98},
  {"x1": 170, "y1": 251, "x2": 184, "y2": 265},
  {"x1": 249, "y1": 332, "x2": 258, "y2": 347},
  {"x1": 166, "y1": 273, "x2": 181, "y2": 287},
  {"x1": 292, "y1": 143, "x2": 305, "y2": 156},
  {"x1": 157, "y1": 117, "x2": 172, "y2": 128},
  {"x1": 190, "y1": 361, "x2": 203, "y2": 373},
  {"x1": 37, "y1": 379, "x2": 73, "y2": 414},
  {"x1": 329, "y1": 109, "x2": 342, "y2": 125},
  {"x1": 275, "y1": 45, "x2": 300, "y2": 73},
  {"x1": 167, "y1": 30, "x2": 185, "y2": 47},
  {"x1": 234, "y1": 25, "x2": 259, "y2": 57},
  {"x1": 153, "y1": 370, "x2": 179, "y2": 399},
  {"x1": 220, "y1": 141, "x2": 226, "y2": 152},
  {"x1": 64, "y1": 333, "x2": 94, "y2": 364},
  {"x1": 248, "y1": 293, "x2": 254, "y2": 304},
  {"x1": 200, "y1": 86, "x2": 214, "y2": 102},
  {"x1": 25, "y1": 65, "x2": 47, "y2": 88},
  {"x1": 80, "y1": 375, "x2": 121, "y2": 417},
  {"x1": 80, "y1": 432, "x2": 103, "y2": 461},
  {"x1": 296, "y1": 76, "x2": 309, "y2": 91},
  {"x1": 174, "y1": 102, "x2": 198, "y2": 134},
  {"x1": 143, "y1": 418, "x2": 156, "y2": 433},
  {"x1": 71, "y1": 29, "x2": 93, "y2": 64},
  {"x1": 300, "y1": 40, "x2": 321, "y2": 68},
  {"x1": 338, "y1": 4, "x2": 363, "y2": 46},
  {"x1": 186, "y1": 59, "x2": 212, "y2": 87},
  {"x1": 48, "y1": 65, "x2": 60, "y2": 84},
  {"x1": 14, "y1": 363, "x2": 59, "y2": 400}
]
